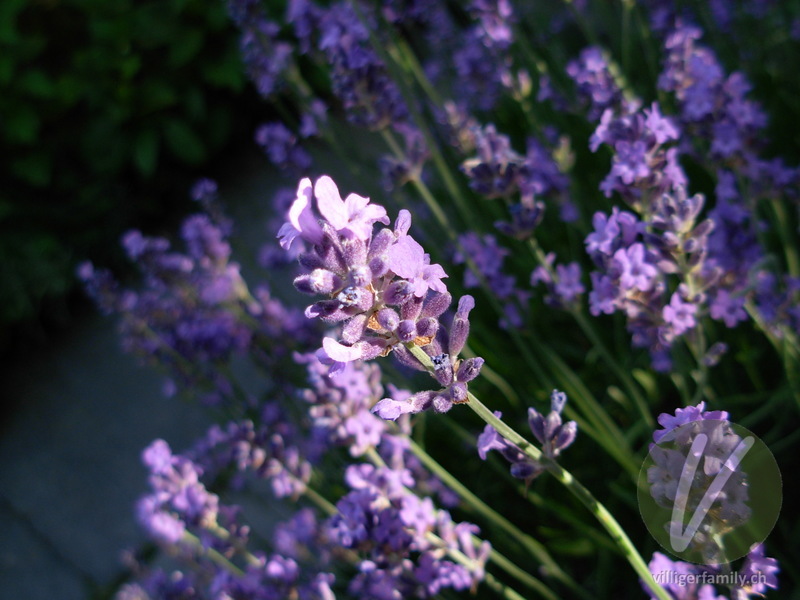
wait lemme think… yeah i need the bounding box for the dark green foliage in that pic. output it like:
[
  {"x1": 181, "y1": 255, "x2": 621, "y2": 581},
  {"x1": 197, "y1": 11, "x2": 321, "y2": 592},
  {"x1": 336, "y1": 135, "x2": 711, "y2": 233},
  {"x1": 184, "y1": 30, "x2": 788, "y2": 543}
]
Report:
[{"x1": 0, "y1": 0, "x2": 253, "y2": 340}]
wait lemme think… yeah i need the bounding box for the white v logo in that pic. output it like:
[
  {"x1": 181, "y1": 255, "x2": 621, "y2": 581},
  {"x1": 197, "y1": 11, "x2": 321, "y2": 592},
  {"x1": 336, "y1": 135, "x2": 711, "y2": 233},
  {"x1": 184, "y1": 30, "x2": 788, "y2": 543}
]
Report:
[{"x1": 669, "y1": 432, "x2": 754, "y2": 552}]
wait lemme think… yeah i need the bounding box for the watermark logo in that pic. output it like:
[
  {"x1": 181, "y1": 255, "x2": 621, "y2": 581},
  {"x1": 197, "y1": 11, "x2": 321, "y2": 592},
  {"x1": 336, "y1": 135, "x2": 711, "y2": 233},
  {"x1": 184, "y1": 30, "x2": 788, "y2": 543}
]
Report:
[{"x1": 638, "y1": 418, "x2": 781, "y2": 565}]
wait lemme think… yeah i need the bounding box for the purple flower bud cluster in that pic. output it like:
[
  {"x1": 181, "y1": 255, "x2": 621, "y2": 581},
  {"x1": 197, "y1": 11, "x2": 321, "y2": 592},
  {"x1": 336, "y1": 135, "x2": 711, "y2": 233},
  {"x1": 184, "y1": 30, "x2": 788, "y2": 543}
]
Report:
[
  {"x1": 132, "y1": 433, "x2": 337, "y2": 599},
  {"x1": 328, "y1": 459, "x2": 489, "y2": 598},
  {"x1": 289, "y1": 2, "x2": 408, "y2": 130},
  {"x1": 585, "y1": 186, "x2": 726, "y2": 370},
  {"x1": 298, "y1": 353, "x2": 389, "y2": 457},
  {"x1": 280, "y1": 175, "x2": 484, "y2": 417},
  {"x1": 255, "y1": 121, "x2": 313, "y2": 173},
  {"x1": 371, "y1": 295, "x2": 484, "y2": 419},
  {"x1": 590, "y1": 101, "x2": 685, "y2": 206},
  {"x1": 645, "y1": 545, "x2": 778, "y2": 600},
  {"x1": 80, "y1": 189, "x2": 322, "y2": 406},
  {"x1": 477, "y1": 390, "x2": 577, "y2": 481},
  {"x1": 189, "y1": 418, "x2": 313, "y2": 499},
  {"x1": 648, "y1": 403, "x2": 751, "y2": 558},
  {"x1": 461, "y1": 124, "x2": 526, "y2": 199},
  {"x1": 137, "y1": 439, "x2": 219, "y2": 544},
  {"x1": 659, "y1": 25, "x2": 767, "y2": 163},
  {"x1": 461, "y1": 125, "x2": 568, "y2": 207},
  {"x1": 453, "y1": 232, "x2": 530, "y2": 328},
  {"x1": 566, "y1": 47, "x2": 628, "y2": 121},
  {"x1": 460, "y1": 124, "x2": 572, "y2": 235},
  {"x1": 469, "y1": 0, "x2": 516, "y2": 52},
  {"x1": 79, "y1": 214, "x2": 259, "y2": 405},
  {"x1": 530, "y1": 253, "x2": 586, "y2": 308},
  {"x1": 130, "y1": 397, "x2": 486, "y2": 598},
  {"x1": 658, "y1": 26, "x2": 800, "y2": 319},
  {"x1": 229, "y1": 3, "x2": 293, "y2": 98}
]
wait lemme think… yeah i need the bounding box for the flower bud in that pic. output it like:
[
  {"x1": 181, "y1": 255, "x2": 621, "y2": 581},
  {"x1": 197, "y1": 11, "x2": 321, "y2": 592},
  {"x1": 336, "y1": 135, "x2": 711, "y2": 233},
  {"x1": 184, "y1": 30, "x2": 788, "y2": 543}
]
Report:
[
  {"x1": 376, "y1": 308, "x2": 399, "y2": 331},
  {"x1": 433, "y1": 394, "x2": 453, "y2": 413},
  {"x1": 456, "y1": 357, "x2": 484, "y2": 383},
  {"x1": 385, "y1": 280, "x2": 414, "y2": 306},
  {"x1": 416, "y1": 317, "x2": 439, "y2": 340},
  {"x1": 421, "y1": 292, "x2": 452, "y2": 319},
  {"x1": 293, "y1": 269, "x2": 341, "y2": 295}
]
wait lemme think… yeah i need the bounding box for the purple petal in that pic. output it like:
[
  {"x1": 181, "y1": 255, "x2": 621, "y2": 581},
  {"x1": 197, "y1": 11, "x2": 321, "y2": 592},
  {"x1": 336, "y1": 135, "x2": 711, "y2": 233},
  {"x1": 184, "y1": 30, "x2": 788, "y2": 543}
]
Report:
[
  {"x1": 321, "y1": 337, "x2": 362, "y2": 362},
  {"x1": 372, "y1": 397, "x2": 417, "y2": 421},
  {"x1": 286, "y1": 178, "x2": 323, "y2": 247},
  {"x1": 315, "y1": 176, "x2": 349, "y2": 230},
  {"x1": 387, "y1": 235, "x2": 425, "y2": 279}
]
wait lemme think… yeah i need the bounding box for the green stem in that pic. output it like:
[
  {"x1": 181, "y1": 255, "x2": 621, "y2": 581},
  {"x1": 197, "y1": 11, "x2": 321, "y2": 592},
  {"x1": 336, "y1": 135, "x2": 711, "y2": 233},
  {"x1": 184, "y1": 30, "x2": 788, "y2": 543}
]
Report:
[
  {"x1": 482, "y1": 545, "x2": 559, "y2": 600},
  {"x1": 182, "y1": 531, "x2": 245, "y2": 577},
  {"x1": 483, "y1": 572, "x2": 533, "y2": 600},
  {"x1": 770, "y1": 197, "x2": 800, "y2": 277}
]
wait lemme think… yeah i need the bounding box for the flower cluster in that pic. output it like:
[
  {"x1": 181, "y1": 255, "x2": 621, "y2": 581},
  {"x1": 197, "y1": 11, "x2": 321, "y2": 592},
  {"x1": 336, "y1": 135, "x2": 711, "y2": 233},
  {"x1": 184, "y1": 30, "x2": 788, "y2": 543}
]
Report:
[
  {"x1": 590, "y1": 101, "x2": 685, "y2": 206},
  {"x1": 329, "y1": 458, "x2": 489, "y2": 598},
  {"x1": 647, "y1": 403, "x2": 751, "y2": 562},
  {"x1": 453, "y1": 232, "x2": 531, "y2": 328},
  {"x1": 645, "y1": 546, "x2": 778, "y2": 600},
  {"x1": 477, "y1": 390, "x2": 577, "y2": 481},
  {"x1": 280, "y1": 175, "x2": 484, "y2": 415}
]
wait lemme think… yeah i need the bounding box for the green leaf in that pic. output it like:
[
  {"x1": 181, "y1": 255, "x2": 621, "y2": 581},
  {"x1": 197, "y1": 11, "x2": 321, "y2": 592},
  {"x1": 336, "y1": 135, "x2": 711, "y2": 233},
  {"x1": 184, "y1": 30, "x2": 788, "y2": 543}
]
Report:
[
  {"x1": 5, "y1": 106, "x2": 40, "y2": 144},
  {"x1": 202, "y1": 47, "x2": 245, "y2": 91},
  {"x1": 133, "y1": 128, "x2": 159, "y2": 177},
  {"x1": 632, "y1": 368, "x2": 658, "y2": 401},
  {"x1": 169, "y1": 29, "x2": 204, "y2": 68},
  {"x1": 19, "y1": 69, "x2": 54, "y2": 98},
  {"x1": 0, "y1": 55, "x2": 14, "y2": 85},
  {"x1": 140, "y1": 80, "x2": 178, "y2": 113},
  {"x1": 0, "y1": 0, "x2": 25, "y2": 44},
  {"x1": 11, "y1": 153, "x2": 51, "y2": 187},
  {"x1": 163, "y1": 119, "x2": 205, "y2": 165}
]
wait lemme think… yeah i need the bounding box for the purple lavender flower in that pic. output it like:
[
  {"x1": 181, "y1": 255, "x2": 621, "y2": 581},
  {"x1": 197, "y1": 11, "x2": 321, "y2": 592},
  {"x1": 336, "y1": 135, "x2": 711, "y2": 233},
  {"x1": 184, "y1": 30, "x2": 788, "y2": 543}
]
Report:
[
  {"x1": 469, "y1": 0, "x2": 515, "y2": 51},
  {"x1": 316, "y1": 4, "x2": 409, "y2": 130},
  {"x1": 255, "y1": 122, "x2": 313, "y2": 172},
  {"x1": 280, "y1": 175, "x2": 483, "y2": 411},
  {"x1": 662, "y1": 292, "x2": 698, "y2": 337},
  {"x1": 461, "y1": 124, "x2": 526, "y2": 199},
  {"x1": 453, "y1": 232, "x2": 529, "y2": 328},
  {"x1": 566, "y1": 46, "x2": 627, "y2": 121},
  {"x1": 478, "y1": 391, "x2": 577, "y2": 481},
  {"x1": 737, "y1": 544, "x2": 779, "y2": 597},
  {"x1": 531, "y1": 255, "x2": 586, "y2": 308},
  {"x1": 278, "y1": 176, "x2": 389, "y2": 250},
  {"x1": 387, "y1": 235, "x2": 448, "y2": 297},
  {"x1": 652, "y1": 401, "x2": 729, "y2": 444},
  {"x1": 709, "y1": 290, "x2": 747, "y2": 328},
  {"x1": 615, "y1": 243, "x2": 659, "y2": 292},
  {"x1": 590, "y1": 101, "x2": 684, "y2": 205}
]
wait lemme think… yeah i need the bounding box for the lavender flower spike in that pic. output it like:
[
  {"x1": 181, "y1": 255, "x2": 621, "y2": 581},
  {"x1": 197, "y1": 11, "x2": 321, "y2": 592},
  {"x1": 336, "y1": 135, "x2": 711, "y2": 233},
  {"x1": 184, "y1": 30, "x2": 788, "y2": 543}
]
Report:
[{"x1": 528, "y1": 389, "x2": 578, "y2": 459}]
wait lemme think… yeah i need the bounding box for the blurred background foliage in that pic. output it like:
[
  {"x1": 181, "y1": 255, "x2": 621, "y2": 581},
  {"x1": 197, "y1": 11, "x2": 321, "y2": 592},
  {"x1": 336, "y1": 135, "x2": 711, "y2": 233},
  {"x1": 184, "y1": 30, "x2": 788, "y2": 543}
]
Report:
[{"x1": 0, "y1": 0, "x2": 263, "y2": 353}]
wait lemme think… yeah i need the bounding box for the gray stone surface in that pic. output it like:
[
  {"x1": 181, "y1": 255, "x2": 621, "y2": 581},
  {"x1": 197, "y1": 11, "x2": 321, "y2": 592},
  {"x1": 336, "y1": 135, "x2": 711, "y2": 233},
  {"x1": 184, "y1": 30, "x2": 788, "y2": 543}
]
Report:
[{"x1": 0, "y1": 313, "x2": 213, "y2": 598}]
